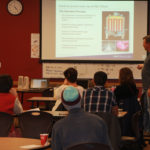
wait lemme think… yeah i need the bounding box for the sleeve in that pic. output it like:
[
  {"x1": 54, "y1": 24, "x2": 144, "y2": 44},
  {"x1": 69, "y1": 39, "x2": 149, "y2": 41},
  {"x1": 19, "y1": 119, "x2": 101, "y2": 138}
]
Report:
[
  {"x1": 81, "y1": 90, "x2": 87, "y2": 110},
  {"x1": 51, "y1": 126, "x2": 62, "y2": 150},
  {"x1": 114, "y1": 86, "x2": 121, "y2": 103},
  {"x1": 13, "y1": 97, "x2": 23, "y2": 114},
  {"x1": 52, "y1": 85, "x2": 66, "y2": 111},
  {"x1": 111, "y1": 92, "x2": 117, "y2": 106},
  {"x1": 99, "y1": 119, "x2": 114, "y2": 150}
]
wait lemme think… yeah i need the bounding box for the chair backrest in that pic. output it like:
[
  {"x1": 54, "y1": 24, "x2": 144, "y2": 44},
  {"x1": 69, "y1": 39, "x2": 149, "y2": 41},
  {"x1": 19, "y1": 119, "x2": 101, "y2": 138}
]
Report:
[
  {"x1": 0, "y1": 112, "x2": 13, "y2": 137},
  {"x1": 119, "y1": 96, "x2": 141, "y2": 136},
  {"x1": 94, "y1": 112, "x2": 121, "y2": 150},
  {"x1": 67, "y1": 143, "x2": 110, "y2": 150},
  {"x1": 120, "y1": 96, "x2": 141, "y2": 116},
  {"x1": 42, "y1": 88, "x2": 54, "y2": 97},
  {"x1": 18, "y1": 111, "x2": 53, "y2": 139},
  {"x1": 131, "y1": 111, "x2": 143, "y2": 139}
]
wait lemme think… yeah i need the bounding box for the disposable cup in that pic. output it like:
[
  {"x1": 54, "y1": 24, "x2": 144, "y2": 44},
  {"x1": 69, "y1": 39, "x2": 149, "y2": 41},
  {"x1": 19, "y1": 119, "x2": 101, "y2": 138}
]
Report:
[{"x1": 40, "y1": 133, "x2": 48, "y2": 145}]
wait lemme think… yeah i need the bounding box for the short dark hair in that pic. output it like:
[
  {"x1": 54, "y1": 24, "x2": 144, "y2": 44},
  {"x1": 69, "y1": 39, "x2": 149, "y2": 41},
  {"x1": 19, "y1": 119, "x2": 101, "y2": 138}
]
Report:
[
  {"x1": 143, "y1": 35, "x2": 150, "y2": 43},
  {"x1": 94, "y1": 71, "x2": 107, "y2": 86},
  {"x1": 0, "y1": 74, "x2": 13, "y2": 93},
  {"x1": 64, "y1": 68, "x2": 78, "y2": 83}
]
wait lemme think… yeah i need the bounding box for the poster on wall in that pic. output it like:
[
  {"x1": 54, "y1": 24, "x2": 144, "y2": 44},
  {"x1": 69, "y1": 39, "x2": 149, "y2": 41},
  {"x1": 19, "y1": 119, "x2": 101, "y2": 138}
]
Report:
[{"x1": 31, "y1": 33, "x2": 40, "y2": 58}]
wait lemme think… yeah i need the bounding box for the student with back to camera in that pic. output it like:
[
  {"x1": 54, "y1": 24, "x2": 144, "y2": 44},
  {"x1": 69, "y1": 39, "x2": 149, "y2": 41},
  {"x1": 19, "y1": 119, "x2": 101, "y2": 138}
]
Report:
[
  {"x1": 0, "y1": 74, "x2": 23, "y2": 137},
  {"x1": 114, "y1": 67, "x2": 141, "y2": 136},
  {"x1": 51, "y1": 86, "x2": 113, "y2": 150},
  {"x1": 52, "y1": 67, "x2": 84, "y2": 111},
  {"x1": 82, "y1": 71, "x2": 118, "y2": 116},
  {"x1": 0, "y1": 74, "x2": 23, "y2": 114}
]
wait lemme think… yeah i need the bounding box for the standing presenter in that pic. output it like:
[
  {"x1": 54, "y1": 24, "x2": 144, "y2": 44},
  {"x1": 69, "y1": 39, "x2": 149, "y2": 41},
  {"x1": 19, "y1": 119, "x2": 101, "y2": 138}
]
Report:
[{"x1": 137, "y1": 35, "x2": 150, "y2": 134}]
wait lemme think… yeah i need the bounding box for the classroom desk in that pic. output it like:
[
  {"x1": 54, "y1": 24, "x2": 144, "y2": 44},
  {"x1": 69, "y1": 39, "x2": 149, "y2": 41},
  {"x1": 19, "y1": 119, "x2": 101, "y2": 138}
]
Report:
[
  {"x1": 17, "y1": 88, "x2": 49, "y2": 104},
  {"x1": 118, "y1": 111, "x2": 127, "y2": 118},
  {"x1": 26, "y1": 97, "x2": 56, "y2": 109},
  {"x1": 46, "y1": 110, "x2": 126, "y2": 118},
  {"x1": 0, "y1": 137, "x2": 50, "y2": 150},
  {"x1": 46, "y1": 111, "x2": 68, "y2": 116}
]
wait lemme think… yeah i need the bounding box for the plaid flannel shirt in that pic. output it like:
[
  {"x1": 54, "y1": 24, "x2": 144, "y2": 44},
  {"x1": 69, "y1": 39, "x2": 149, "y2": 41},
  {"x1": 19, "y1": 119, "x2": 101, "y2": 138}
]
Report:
[{"x1": 82, "y1": 86, "x2": 117, "y2": 113}]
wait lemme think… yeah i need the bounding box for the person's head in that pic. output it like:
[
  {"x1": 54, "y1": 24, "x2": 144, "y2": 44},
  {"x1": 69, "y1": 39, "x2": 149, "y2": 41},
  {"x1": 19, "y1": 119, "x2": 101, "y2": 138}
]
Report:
[
  {"x1": 143, "y1": 35, "x2": 150, "y2": 52},
  {"x1": 119, "y1": 67, "x2": 135, "y2": 85},
  {"x1": 94, "y1": 71, "x2": 107, "y2": 86},
  {"x1": 64, "y1": 68, "x2": 78, "y2": 83},
  {"x1": 61, "y1": 86, "x2": 81, "y2": 111},
  {"x1": 0, "y1": 74, "x2": 13, "y2": 93}
]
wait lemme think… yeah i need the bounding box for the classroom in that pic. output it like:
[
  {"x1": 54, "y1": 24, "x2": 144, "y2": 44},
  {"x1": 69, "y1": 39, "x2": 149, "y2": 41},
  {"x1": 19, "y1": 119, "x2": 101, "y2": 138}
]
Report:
[{"x1": 0, "y1": 0, "x2": 150, "y2": 150}]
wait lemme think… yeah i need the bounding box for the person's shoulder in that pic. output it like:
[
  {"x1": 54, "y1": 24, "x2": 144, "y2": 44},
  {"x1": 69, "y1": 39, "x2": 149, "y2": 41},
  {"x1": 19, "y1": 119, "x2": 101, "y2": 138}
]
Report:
[
  {"x1": 8, "y1": 93, "x2": 16, "y2": 99},
  {"x1": 114, "y1": 85, "x2": 124, "y2": 92},
  {"x1": 53, "y1": 116, "x2": 67, "y2": 129},
  {"x1": 84, "y1": 111, "x2": 105, "y2": 122},
  {"x1": 55, "y1": 84, "x2": 67, "y2": 91},
  {"x1": 84, "y1": 87, "x2": 94, "y2": 92},
  {"x1": 77, "y1": 85, "x2": 84, "y2": 90}
]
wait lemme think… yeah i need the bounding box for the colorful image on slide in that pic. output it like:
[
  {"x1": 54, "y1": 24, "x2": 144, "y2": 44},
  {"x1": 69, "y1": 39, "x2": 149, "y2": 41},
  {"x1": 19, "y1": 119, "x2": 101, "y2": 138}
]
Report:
[
  {"x1": 116, "y1": 40, "x2": 129, "y2": 51},
  {"x1": 102, "y1": 11, "x2": 129, "y2": 40}
]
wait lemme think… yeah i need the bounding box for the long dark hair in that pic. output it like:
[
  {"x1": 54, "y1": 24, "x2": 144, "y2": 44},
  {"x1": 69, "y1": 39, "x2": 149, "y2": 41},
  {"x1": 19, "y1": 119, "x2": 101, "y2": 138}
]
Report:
[
  {"x1": 0, "y1": 74, "x2": 13, "y2": 93},
  {"x1": 119, "y1": 67, "x2": 135, "y2": 85}
]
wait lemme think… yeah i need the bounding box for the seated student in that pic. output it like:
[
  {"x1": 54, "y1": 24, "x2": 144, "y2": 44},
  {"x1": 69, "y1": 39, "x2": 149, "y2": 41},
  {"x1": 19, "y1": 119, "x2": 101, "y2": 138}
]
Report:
[
  {"x1": 81, "y1": 71, "x2": 118, "y2": 116},
  {"x1": 51, "y1": 86, "x2": 113, "y2": 150},
  {"x1": 0, "y1": 74, "x2": 23, "y2": 137},
  {"x1": 114, "y1": 67, "x2": 139, "y2": 105},
  {"x1": 52, "y1": 67, "x2": 84, "y2": 111},
  {"x1": 114, "y1": 67, "x2": 141, "y2": 136},
  {"x1": 0, "y1": 74, "x2": 23, "y2": 115}
]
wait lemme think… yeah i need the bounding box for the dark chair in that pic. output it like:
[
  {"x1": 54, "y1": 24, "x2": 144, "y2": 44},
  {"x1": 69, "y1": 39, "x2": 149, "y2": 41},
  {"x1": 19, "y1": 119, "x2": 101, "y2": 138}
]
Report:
[
  {"x1": 0, "y1": 112, "x2": 13, "y2": 137},
  {"x1": 94, "y1": 112, "x2": 121, "y2": 150},
  {"x1": 42, "y1": 88, "x2": 55, "y2": 110},
  {"x1": 119, "y1": 96, "x2": 141, "y2": 136},
  {"x1": 121, "y1": 111, "x2": 144, "y2": 150},
  {"x1": 18, "y1": 111, "x2": 53, "y2": 139},
  {"x1": 67, "y1": 143, "x2": 110, "y2": 150},
  {"x1": 42, "y1": 88, "x2": 54, "y2": 97}
]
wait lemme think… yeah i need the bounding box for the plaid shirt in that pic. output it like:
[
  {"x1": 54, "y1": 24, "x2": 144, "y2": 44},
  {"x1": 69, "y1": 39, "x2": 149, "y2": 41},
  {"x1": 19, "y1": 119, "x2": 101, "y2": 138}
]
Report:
[{"x1": 82, "y1": 86, "x2": 117, "y2": 113}]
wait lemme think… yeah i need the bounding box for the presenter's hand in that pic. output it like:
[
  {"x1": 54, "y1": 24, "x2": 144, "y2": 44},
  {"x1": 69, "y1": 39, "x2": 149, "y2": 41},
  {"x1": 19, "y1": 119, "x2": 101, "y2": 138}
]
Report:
[
  {"x1": 137, "y1": 64, "x2": 144, "y2": 70},
  {"x1": 9, "y1": 88, "x2": 18, "y2": 97},
  {"x1": 148, "y1": 88, "x2": 150, "y2": 97}
]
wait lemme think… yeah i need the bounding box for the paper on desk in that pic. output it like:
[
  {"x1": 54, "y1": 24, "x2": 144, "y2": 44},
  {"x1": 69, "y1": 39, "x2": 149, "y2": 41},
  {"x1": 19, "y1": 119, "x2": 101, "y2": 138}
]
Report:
[
  {"x1": 20, "y1": 144, "x2": 41, "y2": 149},
  {"x1": 26, "y1": 108, "x2": 40, "y2": 112}
]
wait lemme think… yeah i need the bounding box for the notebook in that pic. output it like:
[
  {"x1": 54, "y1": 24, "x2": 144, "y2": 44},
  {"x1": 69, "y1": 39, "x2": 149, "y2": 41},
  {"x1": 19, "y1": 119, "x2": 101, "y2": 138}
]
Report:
[{"x1": 30, "y1": 78, "x2": 49, "y2": 89}]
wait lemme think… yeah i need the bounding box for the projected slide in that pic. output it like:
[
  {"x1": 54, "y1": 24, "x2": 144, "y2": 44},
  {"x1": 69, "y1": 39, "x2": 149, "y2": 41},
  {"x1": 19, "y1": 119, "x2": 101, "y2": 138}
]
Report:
[
  {"x1": 55, "y1": 1, "x2": 133, "y2": 59},
  {"x1": 41, "y1": 0, "x2": 147, "y2": 62}
]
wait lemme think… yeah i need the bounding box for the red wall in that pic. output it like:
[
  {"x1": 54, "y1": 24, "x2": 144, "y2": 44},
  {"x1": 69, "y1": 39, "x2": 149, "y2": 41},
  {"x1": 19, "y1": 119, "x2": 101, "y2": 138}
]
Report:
[{"x1": 0, "y1": 0, "x2": 41, "y2": 81}]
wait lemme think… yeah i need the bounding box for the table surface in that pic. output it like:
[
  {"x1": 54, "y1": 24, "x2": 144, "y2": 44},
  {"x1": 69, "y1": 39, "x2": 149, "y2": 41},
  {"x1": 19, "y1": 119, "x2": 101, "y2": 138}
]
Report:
[
  {"x1": 17, "y1": 88, "x2": 49, "y2": 93},
  {"x1": 46, "y1": 111, "x2": 68, "y2": 116},
  {"x1": 26, "y1": 97, "x2": 56, "y2": 102},
  {"x1": 46, "y1": 111, "x2": 127, "y2": 117},
  {"x1": 17, "y1": 88, "x2": 50, "y2": 104},
  {"x1": 118, "y1": 111, "x2": 127, "y2": 118},
  {"x1": 0, "y1": 137, "x2": 50, "y2": 150}
]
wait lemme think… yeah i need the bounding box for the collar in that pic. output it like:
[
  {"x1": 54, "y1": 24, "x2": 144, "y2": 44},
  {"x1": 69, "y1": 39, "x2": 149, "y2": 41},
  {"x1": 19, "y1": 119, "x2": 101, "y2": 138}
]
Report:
[
  {"x1": 94, "y1": 85, "x2": 105, "y2": 89},
  {"x1": 69, "y1": 108, "x2": 83, "y2": 114}
]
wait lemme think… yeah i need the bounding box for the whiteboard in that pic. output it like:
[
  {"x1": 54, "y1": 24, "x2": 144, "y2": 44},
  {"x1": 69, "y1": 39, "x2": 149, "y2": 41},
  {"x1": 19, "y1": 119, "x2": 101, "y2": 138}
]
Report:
[{"x1": 42, "y1": 63, "x2": 142, "y2": 79}]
